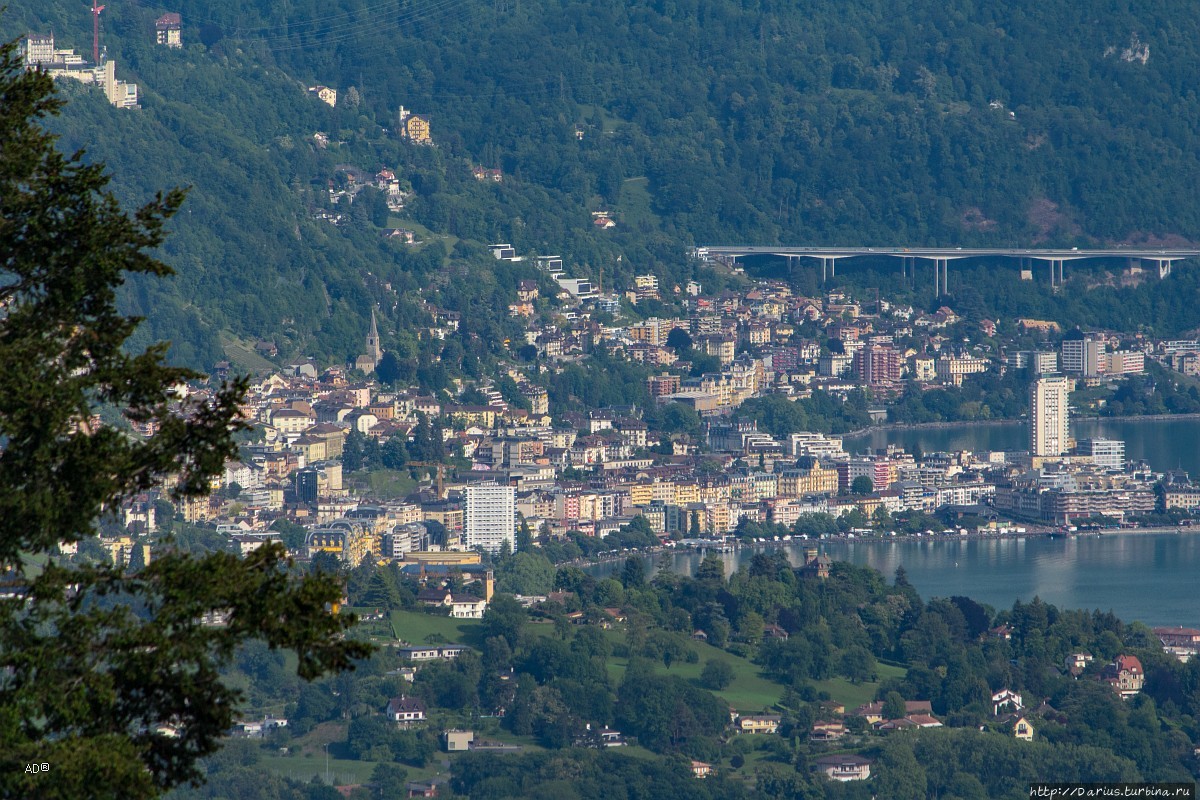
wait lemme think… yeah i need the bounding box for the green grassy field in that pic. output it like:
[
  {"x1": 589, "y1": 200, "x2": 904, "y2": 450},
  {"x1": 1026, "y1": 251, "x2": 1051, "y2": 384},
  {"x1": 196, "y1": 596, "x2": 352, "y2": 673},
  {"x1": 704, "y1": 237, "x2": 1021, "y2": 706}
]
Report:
[
  {"x1": 814, "y1": 661, "x2": 907, "y2": 709},
  {"x1": 617, "y1": 176, "x2": 659, "y2": 227},
  {"x1": 577, "y1": 104, "x2": 623, "y2": 134},
  {"x1": 260, "y1": 754, "x2": 445, "y2": 787},
  {"x1": 344, "y1": 469, "x2": 420, "y2": 500},
  {"x1": 604, "y1": 633, "x2": 906, "y2": 713},
  {"x1": 385, "y1": 217, "x2": 457, "y2": 254},
  {"x1": 390, "y1": 609, "x2": 482, "y2": 645}
]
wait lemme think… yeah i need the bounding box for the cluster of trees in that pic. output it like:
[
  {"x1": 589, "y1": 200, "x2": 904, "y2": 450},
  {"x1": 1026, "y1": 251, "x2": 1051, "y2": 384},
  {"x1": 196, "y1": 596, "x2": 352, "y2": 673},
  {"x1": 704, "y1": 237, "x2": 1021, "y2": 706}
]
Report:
[
  {"x1": 888, "y1": 370, "x2": 1029, "y2": 424},
  {"x1": 735, "y1": 392, "x2": 873, "y2": 438},
  {"x1": 341, "y1": 418, "x2": 445, "y2": 473},
  {"x1": 1100, "y1": 368, "x2": 1200, "y2": 417}
]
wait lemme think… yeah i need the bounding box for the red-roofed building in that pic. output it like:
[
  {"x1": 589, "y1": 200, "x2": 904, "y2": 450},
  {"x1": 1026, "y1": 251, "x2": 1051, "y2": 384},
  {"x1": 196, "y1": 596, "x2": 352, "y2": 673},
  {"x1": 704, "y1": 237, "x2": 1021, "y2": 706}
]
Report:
[
  {"x1": 1102, "y1": 655, "x2": 1144, "y2": 698},
  {"x1": 156, "y1": 13, "x2": 182, "y2": 48}
]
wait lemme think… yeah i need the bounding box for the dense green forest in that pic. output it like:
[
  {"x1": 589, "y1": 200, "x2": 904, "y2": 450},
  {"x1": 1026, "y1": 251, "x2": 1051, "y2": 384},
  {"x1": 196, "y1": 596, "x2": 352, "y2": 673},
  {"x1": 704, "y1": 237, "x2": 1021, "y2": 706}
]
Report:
[{"x1": 8, "y1": 0, "x2": 1200, "y2": 370}]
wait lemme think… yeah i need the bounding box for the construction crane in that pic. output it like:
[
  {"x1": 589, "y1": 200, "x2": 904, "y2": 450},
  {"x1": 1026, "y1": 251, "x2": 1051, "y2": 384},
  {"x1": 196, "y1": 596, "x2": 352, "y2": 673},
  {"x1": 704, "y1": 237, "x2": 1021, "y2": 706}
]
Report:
[
  {"x1": 405, "y1": 461, "x2": 447, "y2": 499},
  {"x1": 92, "y1": 0, "x2": 105, "y2": 65}
]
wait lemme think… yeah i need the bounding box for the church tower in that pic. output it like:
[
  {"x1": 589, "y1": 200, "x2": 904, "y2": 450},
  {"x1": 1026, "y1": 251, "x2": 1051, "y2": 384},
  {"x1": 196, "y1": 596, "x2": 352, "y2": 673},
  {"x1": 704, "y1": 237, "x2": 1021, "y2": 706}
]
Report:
[
  {"x1": 356, "y1": 309, "x2": 384, "y2": 373},
  {"x1": 365, "y1": 308, "x2": 382, "y2": 368}
]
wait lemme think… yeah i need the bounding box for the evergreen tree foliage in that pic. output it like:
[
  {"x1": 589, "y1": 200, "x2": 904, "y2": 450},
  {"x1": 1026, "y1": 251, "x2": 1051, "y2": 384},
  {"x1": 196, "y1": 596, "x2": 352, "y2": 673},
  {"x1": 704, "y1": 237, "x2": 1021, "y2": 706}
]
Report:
[{"x1": 0, "y1": 42, "x2": 369, "y2": 799}]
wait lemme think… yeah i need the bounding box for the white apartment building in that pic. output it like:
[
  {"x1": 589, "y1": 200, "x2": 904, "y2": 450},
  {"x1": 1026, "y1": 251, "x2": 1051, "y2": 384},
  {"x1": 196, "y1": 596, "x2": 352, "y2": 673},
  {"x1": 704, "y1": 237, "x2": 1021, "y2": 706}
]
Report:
[
  {"x1": 1077, "y1": 439, "x2": 1126, "y2": 470},
  {"x1": 1030, "y1": 376, "x2": 1071, "y2": 457},
  {"x1": 464, "y1": 485, "x2": 516, "y2": 554}
]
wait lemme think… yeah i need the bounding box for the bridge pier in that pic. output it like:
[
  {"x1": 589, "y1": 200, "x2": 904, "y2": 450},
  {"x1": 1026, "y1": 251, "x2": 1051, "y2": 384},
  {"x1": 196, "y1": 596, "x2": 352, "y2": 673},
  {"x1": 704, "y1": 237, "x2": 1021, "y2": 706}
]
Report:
[
  {"x1": 1046, "y1": 258, "x2": 1065, "y2": 289},
  {"x1": 933, "y1": 258, "x2": 949, "y2": 297},
  {"x1": 820, "y1": 257, "x2": 840, "y2": 282},
  {"x1": 1155, "y1": 259, "x2": 1172, "y2": 278}
]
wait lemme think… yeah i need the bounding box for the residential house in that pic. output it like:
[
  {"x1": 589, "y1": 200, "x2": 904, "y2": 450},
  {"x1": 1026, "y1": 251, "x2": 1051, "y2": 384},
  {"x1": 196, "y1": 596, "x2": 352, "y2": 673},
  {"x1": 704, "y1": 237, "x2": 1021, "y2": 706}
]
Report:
[
  {"x1": 598, "y1": 727, "x2": 626, "y2": 747},
  {"x1": 812, "y1": 754, "x2": 873, "y2": 782},
  {"x1": 737, "y1": 715, "x2": 782, "y2": 734},
  {"x1": 1011, "y1": 716, "x2": 1035, "y2": 741},
  {"x1": 989, "y1": 624, "x2": 1014, "y2": 641},
  {"x1": 403, "y1": 111, "x2": 432, "y2": 144},
  {"x1": 991, "y1": 688, "x2": 1024, "y2": 716},
  {"x1": 810, "y1": 722, "x2": 847, "y2": 742},
  {"x1": 397, "y1": 644, "x2": 467, "y2": 662},
  {"x1": 472, "y1": 165, "x2": 503, "y2": 182},
  {"x1": 691, "y1": 761, "x2": 714, "y2": 779},
  {"x1": 155, "y1": 13, "x2": 182, "y2": 47},
  {"x1": 1065, "y1": 652, "x2": 1094, "y2": 677},
  {"x1": 416, "y1": 587, "x2": 488, "y2": 619},
  {"x1": 406, "y1": 778, "x2": 447, "y2": 798},
  {"x1": 1154, "y1": 626, "x2": 1200, "y2": 662},
  {"x1": 850, "y1": 700, "x2": 932, "y2": 725},
  {"x1": 1102, "y1": 654, "x2": 1144, "y2": 698},
  {"x1": 386, "y1": 695, "x2": 427, "y2": 725},
  {"x1": 763, "y1": 623, "x2": 790, "y2": 640},
  {"x1": 308, "y1": 85, "x2": 337, "y2": 107}
]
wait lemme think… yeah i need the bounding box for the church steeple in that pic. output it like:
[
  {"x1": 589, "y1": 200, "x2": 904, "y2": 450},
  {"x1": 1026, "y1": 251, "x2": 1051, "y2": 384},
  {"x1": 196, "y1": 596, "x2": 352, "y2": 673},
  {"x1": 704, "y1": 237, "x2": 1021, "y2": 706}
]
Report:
[{"x1": 365, "y1": 308, "x2": 382, "y2": 368}]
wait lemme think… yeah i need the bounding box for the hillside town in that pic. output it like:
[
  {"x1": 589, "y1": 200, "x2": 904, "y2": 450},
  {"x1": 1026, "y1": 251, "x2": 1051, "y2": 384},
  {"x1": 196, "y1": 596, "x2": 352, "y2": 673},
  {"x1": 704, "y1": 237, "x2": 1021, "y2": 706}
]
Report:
[{"x1": 93, "y1": 245, "x2": 1200, "y2": 588}]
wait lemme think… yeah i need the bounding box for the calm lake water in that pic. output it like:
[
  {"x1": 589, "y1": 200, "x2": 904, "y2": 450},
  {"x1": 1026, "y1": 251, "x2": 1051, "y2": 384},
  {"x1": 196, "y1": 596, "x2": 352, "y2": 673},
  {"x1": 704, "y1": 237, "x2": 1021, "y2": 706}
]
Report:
[
  {"x1": 592, "y1": 533, "x2": 1200, "y2": 626},
  {"x1": 844, "y1": 416, "x2": 1200, "y2": 475}
]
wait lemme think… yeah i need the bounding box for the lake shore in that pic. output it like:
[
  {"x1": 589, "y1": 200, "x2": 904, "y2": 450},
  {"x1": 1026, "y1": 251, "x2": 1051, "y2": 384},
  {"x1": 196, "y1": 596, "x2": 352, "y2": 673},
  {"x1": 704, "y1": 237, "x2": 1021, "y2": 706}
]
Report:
[
  {"x1": 843, "y1": 411, "x2": 1200, "y2": 440},
  {"x1": 574, "y1": 525, "x2": 1200, "y2": 574}
]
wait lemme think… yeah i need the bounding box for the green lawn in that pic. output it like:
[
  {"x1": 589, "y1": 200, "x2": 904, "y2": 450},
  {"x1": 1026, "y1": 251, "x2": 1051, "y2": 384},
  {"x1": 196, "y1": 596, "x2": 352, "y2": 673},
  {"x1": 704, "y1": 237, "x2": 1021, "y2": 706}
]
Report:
[
  {"x1": 605, "y1": 637, "x2": 781, "y2": 714},
  {"x1": 813, "y1": 661, "x2": 907, "y2": 710},
  {"x1": 617, "y1": 176, "x2": 659, "y2": 227},
  {"x1": 260, "y1": 754, "x2": 445, "y2": 787},
  {"x1": 577, "y1": 104, "x2": 623, "y2": 134},
  {"x1": 345, "y1": 469, "x2": 419, "y2": 500},
  {"x1": 384, "y1": 217, "x2": 457, "y2": 254},
  {"x1": 261, "y1": 754, "x2": 379, "y2": 785},
  {"x1": 602, "y1": 631, "x2": 906, "y2": 714},
  {"x1": 390, "y1": 609, "x2": 481, "y2": 645}
]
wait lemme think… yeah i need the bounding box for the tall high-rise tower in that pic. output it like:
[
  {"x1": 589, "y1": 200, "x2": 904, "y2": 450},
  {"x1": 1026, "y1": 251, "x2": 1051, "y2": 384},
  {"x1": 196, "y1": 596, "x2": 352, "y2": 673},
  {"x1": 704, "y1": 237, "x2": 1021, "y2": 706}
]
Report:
[
  {"x1": 1029, "y1": 375, "x2": 1071, "y2": 456},
  {"x1": 464, "y1": 485, "x2": 516, "y2": 555}
]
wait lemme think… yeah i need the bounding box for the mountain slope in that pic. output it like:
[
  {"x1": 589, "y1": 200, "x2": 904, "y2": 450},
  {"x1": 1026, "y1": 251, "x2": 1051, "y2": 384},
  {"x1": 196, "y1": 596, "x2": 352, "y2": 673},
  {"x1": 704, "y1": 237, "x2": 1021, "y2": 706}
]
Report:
[{"x1": 6, "y1": 0, "x2": 1200, "y2": 367}]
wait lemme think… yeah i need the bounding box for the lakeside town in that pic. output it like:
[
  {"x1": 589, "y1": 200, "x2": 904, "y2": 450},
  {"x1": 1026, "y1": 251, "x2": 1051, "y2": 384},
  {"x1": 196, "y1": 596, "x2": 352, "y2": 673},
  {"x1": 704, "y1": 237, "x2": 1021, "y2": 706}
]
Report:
[
  {"x1": 91, "y1": 243, "x2": 1200, "y2": 579},
  {"x1": 17, "y1": 2, "x2": 1200, "y2": 796}
]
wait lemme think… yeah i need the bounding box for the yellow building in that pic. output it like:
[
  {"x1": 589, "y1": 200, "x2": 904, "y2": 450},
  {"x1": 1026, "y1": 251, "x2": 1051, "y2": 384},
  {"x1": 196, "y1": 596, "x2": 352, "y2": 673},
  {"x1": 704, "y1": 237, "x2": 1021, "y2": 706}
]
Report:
[
  {"x1": 405, "y1": 114, "x2": 432, "y2": 144},
  {"x1": 306, "y1": 521, "x2": 370, "y2": 566},
  {"x1": 777, "y1": 465, "x2": 839, "y2": 497},
  {"x1": 401, "y1": 551, "x2": 483, "y2": 567},
  {"x1": 444, "y1": 405, "x2": 496, "y2": 427},
  {"x1": 705, "y1": 503, "x2": 732, "y2": 534},
  {"x1": 628, "y1": 481, "x2": 654, "y2": 508},
  {"x1": 650, "y1": 481, "x2": 677, "y2": 504},
  {"x1": 673, "y1": 481, "x2": 700, "y2": 505},
  {"x1": 293, "y1": 435, "x2": 328, "y2": 464},
  {"x1": 1012, "y1": 717, "x2": 1034, "y2": 741},
  {"x1": 738, "y1": 715, "x2": 782, "y2": 734}
]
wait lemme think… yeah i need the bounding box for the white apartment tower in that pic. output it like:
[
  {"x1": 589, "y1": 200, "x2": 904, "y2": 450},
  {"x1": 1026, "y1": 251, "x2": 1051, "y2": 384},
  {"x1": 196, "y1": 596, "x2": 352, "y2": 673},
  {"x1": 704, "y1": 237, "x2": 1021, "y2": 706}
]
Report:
[
  {"x1": 1030, "y1": 376, "x2": 1071, "y2": 457},
  {"x1": 464, "y1": 485, "x2": 516, "y2": 554}
]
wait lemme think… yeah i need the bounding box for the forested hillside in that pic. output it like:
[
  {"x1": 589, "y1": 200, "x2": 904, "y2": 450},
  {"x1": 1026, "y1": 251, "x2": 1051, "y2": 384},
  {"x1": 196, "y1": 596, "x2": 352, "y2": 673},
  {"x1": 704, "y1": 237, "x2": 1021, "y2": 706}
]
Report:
[{"x1": 6, "y1": 0, "x2": 1200, "y2": 366}]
